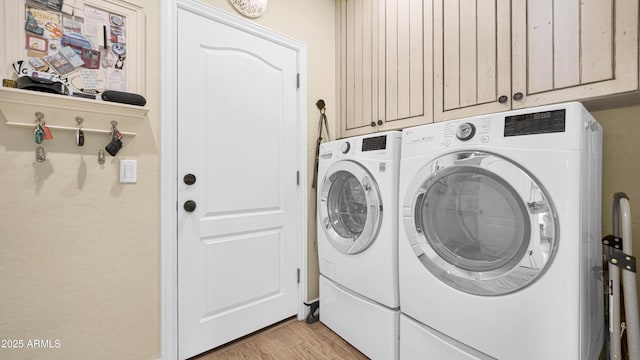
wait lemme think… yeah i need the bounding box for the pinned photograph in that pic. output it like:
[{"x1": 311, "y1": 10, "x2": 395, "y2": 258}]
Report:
[
  {"x1": 26, "y1": 34, "x2": 48, "y2": 52},
  {"x1": 28, "y1": 57, "x2": 47, "y2": 70},
  {"x1": 110, "y1": 13, "x2": 124, "y2": 27},
  {"x1": 44, "y1": 52, "x2": 75, "y2": 76},
  {"x1": 81, "y1": 48, "x2": 101, "y2": 69},
  {"x1": 59, "y1": 46, "x2": 86, "y2": 67}
]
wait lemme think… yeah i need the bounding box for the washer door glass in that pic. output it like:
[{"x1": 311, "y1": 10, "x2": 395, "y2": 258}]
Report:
[
  {"x1": 404, "y1": 151, "x2": 557, "y2": 295},
  {"x1": 320, "y1": 161, "x2": 382, "y2": 255}
]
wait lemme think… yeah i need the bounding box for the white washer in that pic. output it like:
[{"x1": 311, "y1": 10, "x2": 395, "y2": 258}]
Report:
[
  {"x1": 398, "y1": 103, "x2": 604, "y2": 360},
  {"x1": 317, "y1": 131, "x2": 401, "y2": 360}
]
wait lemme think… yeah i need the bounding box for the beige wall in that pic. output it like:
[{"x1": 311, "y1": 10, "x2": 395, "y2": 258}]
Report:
[
  {"x1": 592, "y1": 105, "x2": 640, "y2": 295},
  {"x1": 0, "y1": 1, "x2": 161, "y2": 359}
]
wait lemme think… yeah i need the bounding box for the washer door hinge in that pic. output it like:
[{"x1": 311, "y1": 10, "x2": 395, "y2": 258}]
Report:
[
  {"x1": 296, "y1": 73, "x2": 300, "y2": 89},
  {"x1": 296, "y1": 171, "x2": 300, "y2": 185},
  {"x1": 297, "y1": 268, "x2": 300, "y2": 283}
]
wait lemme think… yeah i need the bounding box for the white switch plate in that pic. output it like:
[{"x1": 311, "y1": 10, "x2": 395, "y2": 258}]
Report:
[{"x1": 119, "y1": 159, "x2": 137, "y2": 183}]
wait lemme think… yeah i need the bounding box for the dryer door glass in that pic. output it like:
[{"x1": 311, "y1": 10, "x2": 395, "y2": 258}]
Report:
[
  {"x1": 419, "y1": 166, "x2": 530, "y2": 272},
  {"x1": 320, "y1": 161, "x2": 382, "y2": 255},
  {"x1": 405, "y1": 151, "x2": 557, "y2": 295}
]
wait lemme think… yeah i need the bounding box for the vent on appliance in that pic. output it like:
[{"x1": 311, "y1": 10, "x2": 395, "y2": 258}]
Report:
[{"x1": 362, "y1": 135, "x2": 387, "y2": 151}]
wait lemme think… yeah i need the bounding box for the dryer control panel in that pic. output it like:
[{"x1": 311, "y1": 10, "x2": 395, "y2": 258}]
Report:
[{"x1": 441, "y1": 118, "x2": 494, "y2": 147}]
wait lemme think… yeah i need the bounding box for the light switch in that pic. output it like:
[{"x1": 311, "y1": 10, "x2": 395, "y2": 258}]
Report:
[{"x1": 119, "y1": 159, "x2": 137, "y2": 183}]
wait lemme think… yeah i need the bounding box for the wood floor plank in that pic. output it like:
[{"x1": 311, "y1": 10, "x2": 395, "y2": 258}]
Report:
[{"x1": 191, "y1": 317, "x2": 369, "y2": 360}]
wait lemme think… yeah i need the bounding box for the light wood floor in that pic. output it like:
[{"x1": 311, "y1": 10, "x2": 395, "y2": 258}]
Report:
[{"x1": 191, "y1": 317, "x2": 369, "y2": 360}]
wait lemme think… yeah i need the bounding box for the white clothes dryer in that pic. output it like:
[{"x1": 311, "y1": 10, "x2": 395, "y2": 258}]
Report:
[
  {"x1": 398, "y1": 103, "x2": 604, "y2": 360},
  {"x1": 317, "y1": 131, "x2": 401, "y2": 360}
]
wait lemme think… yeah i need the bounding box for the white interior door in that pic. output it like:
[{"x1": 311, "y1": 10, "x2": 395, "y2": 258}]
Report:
[{"x1": 177, "y1": 8, "x2": 301, "y2": 359}]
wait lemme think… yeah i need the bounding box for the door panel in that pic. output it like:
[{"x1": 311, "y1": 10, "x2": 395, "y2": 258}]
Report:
[
  {"x1": 434, "y1": 0, "x2": 511, "y2": 122},
  {"x1": 177, "y1": 8, "x2": 300, "y2": 359},
  {"x1": 339, "y1": 0, "x2": 430, "y2": 137},
  {"x1": 511, "y1": 0, "x2": 637, "y2": 108},
  {"x1": 580, "y1": 0, "x2": 613, "y2": 84}
]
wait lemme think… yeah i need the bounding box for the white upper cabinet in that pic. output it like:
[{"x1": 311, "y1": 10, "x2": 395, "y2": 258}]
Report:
[
  {"x1": 337, "y1": 0, "x2": 432, "y2": 138},
  {"x1": 433, "y1": 0, "x2": 511, "y2": 121},
  {"x1": 434, "y1": 0, "x2": 639, "y2": 121}
]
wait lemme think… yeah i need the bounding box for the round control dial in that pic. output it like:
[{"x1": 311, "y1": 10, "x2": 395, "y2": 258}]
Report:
[
  {"x1": 456, "y1": 122, "x2": 476, "y2": 141},
  {"x1": 340, "y1": 142, "x2": 351, "y2": 154}
]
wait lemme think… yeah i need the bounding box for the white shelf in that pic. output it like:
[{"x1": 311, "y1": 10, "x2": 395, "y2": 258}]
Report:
[{"x1": 0, "y1": 87, "x2": 149, "y2": 136}]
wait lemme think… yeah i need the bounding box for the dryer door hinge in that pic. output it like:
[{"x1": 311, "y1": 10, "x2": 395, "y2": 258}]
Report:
[
  {"x1": 296, "y1": 171, "x2": 300, "y2": 185},
  {"x1": 296, "y1": 73, "x2": 300, "y2": 89},
  {"x1": 297, "y1": 268, "x2": 300, "y2": 283}
]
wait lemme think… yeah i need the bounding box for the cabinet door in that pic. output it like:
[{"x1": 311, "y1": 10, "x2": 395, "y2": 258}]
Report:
[
  {"x1": 511, "y1": 0, "x2": 638, "y2": 108},
  {"x1": 338, "y1": 0, "x2": 432, "y2": 138},
  {"x1": 339, "y1": 0, "x2": 383, "y2": 137},
  {"x1": 433, "y1": 0, "x2": 511, "y2": 122},
  {"x1": 379, "y1": 0, "x2": 432, "y2": 132}
]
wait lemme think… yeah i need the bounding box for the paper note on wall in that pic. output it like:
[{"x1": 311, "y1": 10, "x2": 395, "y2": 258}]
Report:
[
  {"x1": 107, "y1": 68, "x2": 125, "y2": 91},
  {"x1": 79, "y1": 69, "x2": 105, "y2": 89}
]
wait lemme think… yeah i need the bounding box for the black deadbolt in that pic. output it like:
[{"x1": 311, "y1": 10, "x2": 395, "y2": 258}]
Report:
[
  {"x1": 184, "y1": 173, "x2": 196, "y2": 185},
  {"x1": 183, "y1": 200, "x2": 197, "y2": 212}
]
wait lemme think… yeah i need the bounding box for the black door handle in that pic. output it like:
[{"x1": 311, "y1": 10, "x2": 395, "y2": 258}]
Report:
[
  {"x1": 184, "y1": 200, "x2": 197, "y2": 212},
  {"x1": 184, "y1": 173, "x2": 196, "y2": 185}
]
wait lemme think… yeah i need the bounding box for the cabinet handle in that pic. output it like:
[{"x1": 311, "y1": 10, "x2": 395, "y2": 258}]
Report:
[
  {"x1": 377, "y1": 119, "x2": 383, "y2": 126},
  {"x1": 498, "y1": 95, "x2": 508, "y2": 104},
  {"x1": 370, "y1": 121, "x2": 376, "y2": 127},
  {"x1": 513, "y1": 92, "x2": 524, "y2": 101}
]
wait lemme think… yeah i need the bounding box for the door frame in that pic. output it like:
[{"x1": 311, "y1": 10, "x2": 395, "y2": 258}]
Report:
[{"x1": 160, "y1": 1, "x2": 308, "y2": 358}]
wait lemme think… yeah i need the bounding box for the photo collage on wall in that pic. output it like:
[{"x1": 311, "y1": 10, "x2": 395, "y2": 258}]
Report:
[{"x1": 22, "y1": 1, "x2": 128, "y2": 93}]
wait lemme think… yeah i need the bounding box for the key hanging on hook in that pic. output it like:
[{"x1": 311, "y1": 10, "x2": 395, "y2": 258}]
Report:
[
  {"x1": 105, "y1": 120, "x2": 123, "y2": 156},
  {"x1": 34, "y1": 112, "x2": 45, "y2": 144},
  {"x1": 111, "y1": 121, "x2": 123, "y2": 141},
  {"x1": 76, "y1": 116, "x2": 85, "y2": 146},
  {"x1": 34, "y1": 112, "x2": 54, "y2": 141}
]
